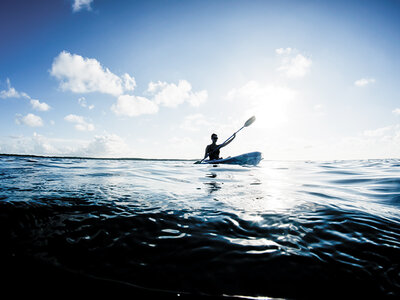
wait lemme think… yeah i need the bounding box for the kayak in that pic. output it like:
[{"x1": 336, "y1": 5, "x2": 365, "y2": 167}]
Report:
[{"x1": 200, "y1": 151, "x2": 262, "y2": 166}]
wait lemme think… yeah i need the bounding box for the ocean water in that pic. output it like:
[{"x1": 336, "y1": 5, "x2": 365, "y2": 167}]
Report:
[{"x1": 1, "y1": 154, "x2": 400, "y2": 298}]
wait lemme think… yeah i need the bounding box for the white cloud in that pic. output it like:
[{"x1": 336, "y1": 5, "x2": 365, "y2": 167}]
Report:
[
  {"x1": 50, "y1": 51, "x2": 135, "y2": 96},
  {"x1": 275, "y1": 47, "x2": 293, "y2": 55},
  {"x1": 1, "y1": 79, "x2": 51, "y2": 111},
  {"x1": 276, "y1": 48, "x2": 312, "y2": 78},
  {"x1": 0, "y1": 79, "x2": 28, "y2": 99},
  {"x1": 110, "y1": 79, "x2": 206, "y2": 117},
  {"x1": 64, "y1": 114, "x2": 95, "y2": 131},
  {"x1": 147, "y1": 80, "x2": 207, "y2": 108},
  {"x1": 0, "y1": 86, "x2": 20, "y2": 98},
  {"x1": 72, "y1": 0, "x2": 93, "y2": 12},
  {"x1": 122, "y1": 73, "x2": 136, "y2": 91},
  {"x1": 354, "y1": 78, "x2": 375, "y2": 87},
  {"x1": 187, "y1": 90, "x2": 208, "y2": 107},
  {"x1": 393, "y1": 108, "x2": 400, "y2": 116},
  {"x1": 78, "y1": 97, "x2": 94, "y2": 110},
  {"x1": 147, "y1": 81, "x2": 167, "y2": 94},
  {"x1": 50, "y1": 52, "x2": 207, "y2": 118},
  {"x1": 31, "y1": 132, "x2": 58, "y2": 154},
  {"x1": 0, "y1": 133, "x2": 132, "y2": 158},
  {"x1": 15, "y1": 113, "x2": 44, "y2": 127},
  {"x1": 111, "y1": 94, "x2": 159, "y2": 117},
  {"x1": 0, "y1": 133, "x2": 59, "y2": 155},
  {"x1": 30, "y1": 99, "x2": 50, "y2": 111},
  {"x1": 50, "y1": 52, "x2": 206, "y2": 116},
  {"x1": 82, "y1": 134, "x2": 131, "y2": 157}
]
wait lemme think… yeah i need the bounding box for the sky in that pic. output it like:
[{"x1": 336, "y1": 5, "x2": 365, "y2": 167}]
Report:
[{"x1": 1, "y1": 0, "x2": 400, "y2": 160}]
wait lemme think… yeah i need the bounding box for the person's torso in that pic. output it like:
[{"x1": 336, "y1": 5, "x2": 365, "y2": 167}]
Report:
[{"x1": 207, "y1": 144, "x2": 220, "y2": 160}]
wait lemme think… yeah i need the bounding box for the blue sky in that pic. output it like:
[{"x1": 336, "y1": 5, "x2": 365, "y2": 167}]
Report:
[{"x1": 1, "y1": 0, "x2": 400, "y2": 159}]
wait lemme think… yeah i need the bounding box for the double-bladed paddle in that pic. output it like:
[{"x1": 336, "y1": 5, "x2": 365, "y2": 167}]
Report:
[{"x1": 195, "y1": 116, "x2": 256, "y2": 164}]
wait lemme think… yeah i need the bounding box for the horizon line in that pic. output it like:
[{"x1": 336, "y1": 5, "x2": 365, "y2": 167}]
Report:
[{"x1": 1, "y1": 153, "x2": 399, "y2": 163}]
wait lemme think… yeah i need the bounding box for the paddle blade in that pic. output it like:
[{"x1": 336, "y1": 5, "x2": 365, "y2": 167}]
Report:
[{"x1": 244, "y1": 116, "x2": 256, "y2": 127}]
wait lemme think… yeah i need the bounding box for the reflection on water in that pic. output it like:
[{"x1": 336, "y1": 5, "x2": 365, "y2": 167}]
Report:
[
  {"x1": 204, "y1": 172, "x2": 221, "y2": 194},
  {"x1": 1, "y1": 155, "x2": 400, "y2": 298}
]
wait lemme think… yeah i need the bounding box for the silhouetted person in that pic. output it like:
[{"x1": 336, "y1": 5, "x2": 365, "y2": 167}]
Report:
[{"x1": 204, "y1": 133, "x2": 236, "y2": 160}]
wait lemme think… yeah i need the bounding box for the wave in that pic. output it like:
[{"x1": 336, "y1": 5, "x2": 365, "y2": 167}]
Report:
[{"x1": 1, "y1": 155, "x2": 400, "y2": 298}]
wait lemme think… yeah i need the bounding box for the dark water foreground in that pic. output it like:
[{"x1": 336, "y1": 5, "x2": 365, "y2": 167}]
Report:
[{"x1": 1, "y1": 155, "x2": 400, "y2": 299}]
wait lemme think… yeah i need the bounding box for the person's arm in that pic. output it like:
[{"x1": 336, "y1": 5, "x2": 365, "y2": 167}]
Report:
[
  {"x1": 204, "y1": 145, "x2": 210, "y2": 159},
  {"x1": 219, "y1": 134, "x2": 236, "y2": 149}
]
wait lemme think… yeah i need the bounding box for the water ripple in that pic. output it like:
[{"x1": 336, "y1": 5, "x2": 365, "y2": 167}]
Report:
[{"x1": 1, "y1": 155, "x2": 400, "y2": 298}]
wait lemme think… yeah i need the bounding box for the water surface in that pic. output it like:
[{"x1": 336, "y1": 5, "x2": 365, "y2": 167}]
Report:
[{"x1": 1, "y1": 155, "x2": 400, "y2": 298}]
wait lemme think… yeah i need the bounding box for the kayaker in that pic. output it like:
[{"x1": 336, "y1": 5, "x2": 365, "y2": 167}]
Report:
[{"x1": 204, "y1": 133, "x2": 236, "y2": 160}]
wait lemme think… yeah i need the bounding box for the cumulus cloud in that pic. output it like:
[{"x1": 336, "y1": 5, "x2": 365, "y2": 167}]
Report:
[
  {"x1": 0, "y1": 86, "x2": 20, "y2": 99},
  {"x1": 78, "y1": 97, "x2": 94, "y2": 110},
  {"x1": 1, "y1": 78, "x2": 51, "y2": 111},
  {"x1": 122, "y1": 73, "x2": 136, "y2": 91},
  {"x1": 72, "y1": 0, "x2": 93, "y2": 12},
  {"x1": 64, "y1": 114, "x2": 95, "y2": 131},
  {"x1": 275, "y1": 47, "x2": 293, "y2": 55},
  {"x1": 147, "y1": 80, "x2": 207, "y2": 108},
  {"x1": 0, "y1": 133, "x2": 131, "y2": 158},
  {"x1": 82, "y1": 134, "x2": 131, "y2": 157},
  {"x1": 30, "y1": 132, "x2": 58, "y2": 154},
  {"x1": 15, "y1": 113, "x2": 44, "y2": 127},
  {"x1": 50, "y1": 52, "x2": 207, "y2": 117},
  {"x1": 50, "y1": 51, "x2": 135, "y2": 96},
  {"x1": 111, "y1": 94, "x2": 159, "y2": 117},
  {"x1": 0, "y1": 79, "x2": 28, "y2": 99},
  {"x1": 187, "y1": 90, "x2": 208, "y2": 107},
  {"x1": 393, "y1": 108, "x2": 400, "y2": 116},
  {"x1": 354, "y1": 78, "x2": 375, "y2": 87},
  {"x1": 30, "y1": 99, "x2": 51, "y2": 111},
  {"x1": 0, "y1": 133, "x2": 59, "y2": 155},
  {"x1": 276, "y1": 48, "x2": 312, "y2": 78},
  {"x1": 110, "y1": 79, "x2": 207, "y2": 117}
]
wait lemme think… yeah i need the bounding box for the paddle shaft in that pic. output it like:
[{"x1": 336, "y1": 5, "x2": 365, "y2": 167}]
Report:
[{"x1": 219, "y1": 125, "x2": 246, "y2": 149}]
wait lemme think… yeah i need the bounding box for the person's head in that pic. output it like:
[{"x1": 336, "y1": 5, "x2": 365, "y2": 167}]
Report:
[{"x1": 211, "y1": 133, "x2": 218, "y2": 143}]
